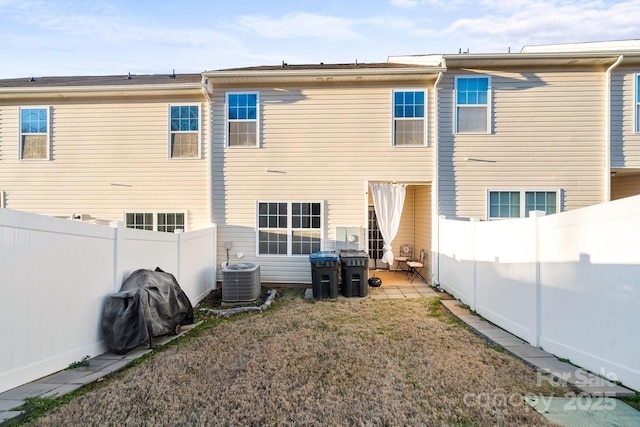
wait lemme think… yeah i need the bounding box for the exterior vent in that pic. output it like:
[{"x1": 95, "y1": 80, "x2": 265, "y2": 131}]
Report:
[{"x1": 222, "y1": 263, "x2": 261, "y2": 303}]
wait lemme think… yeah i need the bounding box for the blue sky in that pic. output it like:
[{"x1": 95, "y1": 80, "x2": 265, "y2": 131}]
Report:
[{"x1": 1, "y1": 0, "x2": 639, "y2": 78}]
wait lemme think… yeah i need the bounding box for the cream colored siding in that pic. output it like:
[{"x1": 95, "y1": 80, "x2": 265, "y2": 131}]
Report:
[
  {"x1": 413, "y1": 185, "x2": 431, "y2": 282},
  {"x1": 611, "y1": 173, "x2": 640, "y2": 200},
  {"x1": 612, "y1": 68, "x2": 640, "y2": 168},
  {"x1": 440, "y1": 68, "x2": 605, "y2": 220},
  {"x1": 379, "y1": 184, "x2": 431, "y2": 282},
  {"x1": 212, "y1": 83, "x2": 435, "y2": 283},
  {"x1": 0, "y1": 97, "x2": 210, "y2": 230}
]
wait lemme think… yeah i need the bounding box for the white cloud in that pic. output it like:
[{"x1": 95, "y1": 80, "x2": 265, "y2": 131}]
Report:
[
  {"x1": 390, "y1": 0, "x2": 420, "y2": 7},
  {"x1": 238, "y1": 12, "x2": 362, "y2": 41},
  {"x1": 418, "y1": 0, "x2": 640, "y2": 52}
]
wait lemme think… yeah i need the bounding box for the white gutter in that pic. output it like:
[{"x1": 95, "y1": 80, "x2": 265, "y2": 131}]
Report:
[
  {"x1": 605, "y1": 55, "x2": 624, "y2": 202},
  {"x1": 203, "y1": 67, "x2": 446, "y2": 79},
  {"x1": 432, "y1": 61, "x2": 445, "y2": 288}
]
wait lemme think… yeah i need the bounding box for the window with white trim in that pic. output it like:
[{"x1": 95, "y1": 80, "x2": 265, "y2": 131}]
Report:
[
  {"x1": 125, "y1": 212, "x2": 186, "y2": 232},
  {"x1": 169, "y1": 105, "x2": 200, "y2": 158},
  {"x1": 258, "y1": 202, "x2": 322, "y2": 256},
  {"x1": 456, "y1": 76, "x2": 490, "y2": 134},
  {"x1": 636, "y1": 74, "x2": 640, "y2": 133},
  {"x1": 19, "y1": 107, "x2": 49, "y2": 159},
  {"x1": 488, "y1": 190, "x2": 559, "y2": 220},
  {"x1": 227, "y1": 92, "x2": 258, "y2": 147},
  {"x1": 393, "y1": 90, "x2": 426, "y2": 146}
]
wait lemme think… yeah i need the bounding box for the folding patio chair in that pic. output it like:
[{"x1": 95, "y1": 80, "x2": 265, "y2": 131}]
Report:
[
  {"x1": 394, "y1": 244, "x2": 412, "y2": 273},
  {"x1": 406, "y1": 249, "x2": 426, "y2": 283}
]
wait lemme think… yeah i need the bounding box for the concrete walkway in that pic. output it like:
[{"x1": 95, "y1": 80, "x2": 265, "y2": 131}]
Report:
[
  {"x1": 0, "y1": 324, "x2": 198, "y2": 425},
  {"x1": 440, "y1": 300, "x2": 635, "y2": 398}
]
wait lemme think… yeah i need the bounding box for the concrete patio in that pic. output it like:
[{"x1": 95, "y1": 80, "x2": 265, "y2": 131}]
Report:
[{"x1": 303, "y1": 268, "x2": 440, "y2": 300}]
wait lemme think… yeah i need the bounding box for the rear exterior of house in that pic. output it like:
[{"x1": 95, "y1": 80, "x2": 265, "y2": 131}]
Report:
[
  {"x1": 437, "y1": 55, "x2": 611, "y2": 221},
  {"x1": 611, "y1": 62, "x2": 640, "y2": 199},
  {"x1": 391, "y1": 47, "x2": 640, "y2": 225},
  {"x1": 0, "y1": 74, "x2": 211, "y2": 232},
  {"x1": 2, "y1": 42, "x2": 640, "y2": 286},
  {"x1": 204, "y1": 64, "x2": 441, "y2": 283}
]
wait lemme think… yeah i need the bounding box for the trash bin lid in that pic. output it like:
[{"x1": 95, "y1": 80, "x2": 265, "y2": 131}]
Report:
[
  {"x1": 309, "y1": 251, "x2": 339, "y2": 262},
  {"x1": 339, "y1": 250, "x2": 369, "y2": 259}
]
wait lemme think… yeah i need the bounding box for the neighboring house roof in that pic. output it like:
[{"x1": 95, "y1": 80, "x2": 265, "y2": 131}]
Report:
[
  {"x1": 203, "y1": 62, "x2": 446, "y2": 85},
  {"x1": 216, "y1": 62, "x2": 426, "y2": 71},
  {"x1": 390, "y1": 52, "x2": 640, "y2": 68},
  {"x1": 521, "y1": 39, "x2": 640, "y2": 53},
  {"x1": 0, "y1": 73, "x2": 204, "y2": 99},
  {"x1": 0, "y1": 73, "x2": 202, "y2": 88}
]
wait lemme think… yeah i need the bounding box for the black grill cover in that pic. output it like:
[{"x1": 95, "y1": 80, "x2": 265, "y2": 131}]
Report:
[{"x1": 102, "y1": 268, "x2": 194, "y2": 354}]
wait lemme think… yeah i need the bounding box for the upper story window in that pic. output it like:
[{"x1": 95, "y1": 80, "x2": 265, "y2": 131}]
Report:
[
  {"x1": 227, "y1": 92, "x2": 259, "y2": 147},
  {"x1": 488, "y1": 190, "x2": 559, "y2": 220},
  {"x1": 257, "y1": 201, "x2": 322, "y2": 256},
  {"x1": 393, "y1": 90, "x2": 426, "y2": 146},
  {"x1": 456, "y1": 76, "x2": 490, "y2": 134},
  {"x1": 169, "y1": 105, "x2": 200, "y2": 158},
  {"x1": 20, "y1": 107, "x2": 49, "y2": 160}
]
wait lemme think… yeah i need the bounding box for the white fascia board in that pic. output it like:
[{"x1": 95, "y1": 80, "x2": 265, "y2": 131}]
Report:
[{"x1": 203, "y1": 67, "x2": 446, "y2": 79}]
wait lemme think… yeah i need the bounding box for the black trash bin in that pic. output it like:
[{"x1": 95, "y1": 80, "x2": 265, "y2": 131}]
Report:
[
  {"x1": 309, "y1": 251, "x2": 339, "y2": 299},
  {"x1": 339, "y1": 250, "x2": 369, "y2": 297}
]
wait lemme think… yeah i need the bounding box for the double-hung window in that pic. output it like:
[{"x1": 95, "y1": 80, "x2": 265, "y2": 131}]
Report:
[
  {"x1": 636, "y1": 74, "x2": 640, "y2": 133},
  {"x1": 169, "y1": 105, "x2": 200, "y2": 158},
  {"x1": 227, "y1": 92, "x2": 258, "y2": 147},
  {"x1": 456, "y1": 76, "x2": 490, "y2": 134},
  {"x1": 488, "y1": 190, "x2": 559, "y2": 220},
  {"x1": 125, "y1": 212, "x2": 186, "y2": 232},
  {"x1": 258, "y1": 202, "x2": 322, "y2": 256},
  {"x1": 393, "y1": 90, "x2": 426, "y2": 146},
  {"x1": 19, "y1": 107, "x2": 50, "y2": 160}
]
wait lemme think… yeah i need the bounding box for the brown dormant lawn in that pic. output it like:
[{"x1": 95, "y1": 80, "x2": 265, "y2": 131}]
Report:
[{"x1": 28, "y1": 290, "x2": 567, "y2": 426}]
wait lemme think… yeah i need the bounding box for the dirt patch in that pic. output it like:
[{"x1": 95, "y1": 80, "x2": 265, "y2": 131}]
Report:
[{"x1": 28, "y1": 290, "x2": 567, "y2": 426}]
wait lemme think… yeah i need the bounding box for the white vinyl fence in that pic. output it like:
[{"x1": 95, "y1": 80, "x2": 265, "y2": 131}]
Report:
[
  {"x1": 0, "y1": 209, "x2": 216, "y2": 394},
  {"x1": 439, "y1": 196, "x2": 640, "y2": 392}
]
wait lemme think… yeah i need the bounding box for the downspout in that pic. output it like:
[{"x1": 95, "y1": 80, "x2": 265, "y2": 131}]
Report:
[
  {"x1": 605, "y1": 55, "x2": 623, "y2": 202},
  {"x1": 201, "y1": 77, "x2": 214, "y2": 225},
  {"x1": 201, "y1": 78, "x2": 217, "y2": 289},
  {"x1": 432, "y1": 59, "x2": 445, "y2": 288}
]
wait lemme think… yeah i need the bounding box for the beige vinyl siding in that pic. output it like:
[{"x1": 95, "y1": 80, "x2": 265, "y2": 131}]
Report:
[
  {"x1": 611, "y1": 67, "x2": 640, "y2": 168},
  {"x1": 413, "y1": 185, "x2": 431, "y2": 282},
  {"x1": 376, "y1": 184, "x2": 431, "y2": 282},
  {"x1": 440, "y1": 68, "x2": 605, "y2": 220},
  {"x1": 0, "y1": 96, "x2": 210, "y2": 230},
  {"x1": 212, "y1": 83, "x2": 435, "y2": 283},
  {"x1": 611, "y1": 173, "x2": 640, "y2": 200}
]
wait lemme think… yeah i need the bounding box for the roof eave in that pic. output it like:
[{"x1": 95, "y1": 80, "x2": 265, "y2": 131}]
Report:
[
  {"x1": 203, "y1": 67, "x2": 445, "y2": 83},
  {"x1": 442, "y1": 52, "x2": 640, "y2": 67},
  {"x1": 0, "y1": 82, "x2": 205, "y2": 99}
]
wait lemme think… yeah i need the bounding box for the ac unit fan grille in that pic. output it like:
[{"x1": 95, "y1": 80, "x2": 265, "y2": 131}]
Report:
[{"x1": 222, "y1": 263, "x2": 261, "y2": 303}]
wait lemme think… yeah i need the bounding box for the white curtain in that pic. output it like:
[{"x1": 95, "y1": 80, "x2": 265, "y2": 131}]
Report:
[{"x1": 370, "y1": 183, "x2": 407, "y2": 266}]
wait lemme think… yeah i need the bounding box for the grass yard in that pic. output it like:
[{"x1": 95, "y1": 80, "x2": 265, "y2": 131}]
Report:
[{"x1": 23, "y1": 290, "x2": 568, "y2": 426}]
